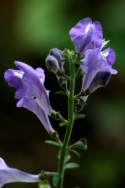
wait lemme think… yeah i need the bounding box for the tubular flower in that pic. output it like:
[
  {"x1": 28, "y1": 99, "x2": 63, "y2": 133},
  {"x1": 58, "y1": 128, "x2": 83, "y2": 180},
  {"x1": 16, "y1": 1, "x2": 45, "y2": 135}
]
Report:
[
  {"x1": 45, "y1": 48, "x2": 64, "y2": 74},
  {"x1": 0, "y1": 157, "x2": 40, "y2": 187},
  {"x1": 69, "y1": 17, "x2": 103, "y2": 53},
  {"x1": 4, "y1": 61, "x2": 55, "y2": 134},
  {"x1": 80, "y1": 48, "x2": 118, "y2": 93}
]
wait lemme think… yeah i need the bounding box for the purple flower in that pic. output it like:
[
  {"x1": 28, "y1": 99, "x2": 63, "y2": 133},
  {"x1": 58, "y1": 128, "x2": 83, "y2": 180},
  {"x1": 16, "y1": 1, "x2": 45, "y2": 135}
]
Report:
[
  {"x1": 69, "y1": 17, "x2": 103, "y2": 53},
  {"x1": 4, "y1": 61, "x2": 55, "y2": 134},
  {"x1": 80, "y1": 48, "x2": 118, "y2": 93},
  {"x1": 0, "y1": 157, "x2": 40, "y2": 187},
  {"x1": 45, "y1": 48, "x2": 64, "y2": 74}
]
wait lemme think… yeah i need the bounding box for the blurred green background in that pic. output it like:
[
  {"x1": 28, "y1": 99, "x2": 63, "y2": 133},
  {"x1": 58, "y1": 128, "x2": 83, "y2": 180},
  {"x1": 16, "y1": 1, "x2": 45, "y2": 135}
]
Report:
[{"x1": 0, "y1": 0, "x2": 125, "y2": 187}]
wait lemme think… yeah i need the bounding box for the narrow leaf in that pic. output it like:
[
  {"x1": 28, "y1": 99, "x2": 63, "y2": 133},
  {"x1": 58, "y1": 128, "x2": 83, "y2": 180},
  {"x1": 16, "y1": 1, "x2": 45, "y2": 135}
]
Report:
[
  {"x1": 69, "y1": 149, "x2": 80, "y2": 158},
  {"x1": 52, "y1": 175, "x2": 60, "y2": 187},
  {"x1": 70, "y1": 138, "x2": 88, "y2": 151},
  {"x1": 59, "y1": 121, "x2": 68, "y2": 127},
  {"x1": 45, "y1": 140, "x2": 59, "y2": 147},
  {"x1": 65, "y1": 154, "x2": 71, "y2": 163},
  {"x1": 55, "y1": 90, "x2": 66, "y2": 95},
  {"x1": 64, "y1": 162, "x2": 79, "y2": 170},
  {"x1": 39, "y1": 180, "x2": 51, "y2": 188},
  {"x1": 75, "y1": 114, "x2": 86, "y2": 120}
]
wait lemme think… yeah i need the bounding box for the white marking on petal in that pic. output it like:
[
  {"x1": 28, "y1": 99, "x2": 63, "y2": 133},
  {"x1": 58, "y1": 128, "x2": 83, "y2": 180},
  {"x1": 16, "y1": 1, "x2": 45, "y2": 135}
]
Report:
[
  {"x1": 0, "y1": 158, "x2": 7, "y2": 169},
  {"x1": 84, "y1": 24, "x2": 94, "y2": 34},
  {"x1": 14, "y1": 71, "x2": 24, "y2": 79},
  {"x1": 101, "y1": 50, "x2": 109, "y2": 57}
]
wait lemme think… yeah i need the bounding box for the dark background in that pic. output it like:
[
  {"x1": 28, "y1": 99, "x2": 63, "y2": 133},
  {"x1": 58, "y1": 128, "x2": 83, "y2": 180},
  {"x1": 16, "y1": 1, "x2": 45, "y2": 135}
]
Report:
[{"x1": 0, "y1": 0, "x2": 125, "y2": 187}]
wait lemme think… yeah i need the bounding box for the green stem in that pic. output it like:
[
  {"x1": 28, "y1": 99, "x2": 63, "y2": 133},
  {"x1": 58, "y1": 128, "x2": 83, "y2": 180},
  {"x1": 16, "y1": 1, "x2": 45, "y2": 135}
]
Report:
[{"x1": 57, "y1": 59, "x2": 76, "y2": 188}]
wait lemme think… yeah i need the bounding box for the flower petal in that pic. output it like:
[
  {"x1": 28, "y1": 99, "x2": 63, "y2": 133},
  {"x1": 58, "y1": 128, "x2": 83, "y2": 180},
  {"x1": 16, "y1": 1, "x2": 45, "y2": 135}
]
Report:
[
  {"x1": 4, "y1": 69, "x2": 25, "y2": 99},
  {"x1": 102, "y1": 48, "x2": 116, "y2": 65},
  {"x1": 15, "y1": 61, "x2": 53, "y2": 114},
  {"x1": 0, "y1": 157, "x2": 39, "y2": 188},
  {"x1": 88, "y1": 71, "x2": 111, "y2": 93},
  {"x1": 81, "y1": 48, "x2": 117, "y2": 93},
  {"x1": 69, "y1": 17, "x2": 103, "y2": 53},
  {"x1": 17, "y1": 97, "x2": 55, "y2": 133}
]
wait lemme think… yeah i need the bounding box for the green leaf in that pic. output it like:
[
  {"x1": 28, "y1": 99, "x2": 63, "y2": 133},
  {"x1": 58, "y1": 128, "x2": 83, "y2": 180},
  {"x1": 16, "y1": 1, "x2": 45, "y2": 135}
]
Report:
[
  {"x1": 75, "y1": 98, "x2": 87, "y2": 113},
  {"x1": 59, "y1": 122, "x2": 66, "y2": 127},
  {"x1": 55, "y1": 90, "x2": 67, "y2": 96},
  {"x1": 64, "y1": 75, "x2": 70, "y2": 81},
  {"x1": 69, "y1": 149, "x2": 80, "y2": 158},
  {"x1": 51, "y1": 111, "x2": 68, "y2": 125},
  {"x1": 75, "y1": 114, "x2": 86, "y2": 120},
  {"x1": 52, "y1": 175, "x2": 60, "y2": 187},
  {"x1": 70, "y1": 138, "x2": 88, "y2": 151},
  {"x1": 64, "y1": 162, "x2": 80, "y2": 170},
  {"x1": 59, "y1": 121, "x2": 69, "y2": 127},
  {"x1": 45, "y1": 140, "x2": 59, "y2": 147},
  {"x1": 65, "y1": 154, "x2": 71, "y2": 162},
  {"x1": 39, "y1": 180, "x2": 51, "y2": 188},
  {"x1": 51, "y1": 111, "x2": 62, "y2": 121}
]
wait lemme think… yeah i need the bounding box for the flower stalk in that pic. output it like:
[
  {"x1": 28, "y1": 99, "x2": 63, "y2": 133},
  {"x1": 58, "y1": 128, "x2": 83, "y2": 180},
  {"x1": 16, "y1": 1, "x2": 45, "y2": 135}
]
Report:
[{"x1": 57, "y1": 56, "x2": 76, "y2": 188}]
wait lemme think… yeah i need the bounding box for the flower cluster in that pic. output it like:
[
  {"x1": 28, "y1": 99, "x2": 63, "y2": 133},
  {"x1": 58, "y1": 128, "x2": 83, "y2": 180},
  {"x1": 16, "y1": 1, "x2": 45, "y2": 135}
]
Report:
[
  {"x1": 46, "y1": 17, "x2": 117, "y2": 94},
  {"x1": 4, "y1": 17, "x2": 117, "y2": 136},
  {"x1": 70, "y1": 17, "x2": 117, "y2": 94}
]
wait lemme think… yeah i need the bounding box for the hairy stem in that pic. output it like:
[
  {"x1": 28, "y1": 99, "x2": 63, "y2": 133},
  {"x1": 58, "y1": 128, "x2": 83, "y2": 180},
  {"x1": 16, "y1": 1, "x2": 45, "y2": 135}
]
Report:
[{"x1": 57, "y1": 59, "x2": 76, "y2": 188}]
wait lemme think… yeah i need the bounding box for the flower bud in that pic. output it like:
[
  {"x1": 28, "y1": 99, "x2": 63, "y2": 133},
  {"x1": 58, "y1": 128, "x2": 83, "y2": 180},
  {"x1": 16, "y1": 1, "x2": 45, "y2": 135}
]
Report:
[{"x1": 45, "y1": 48, "x2": 64, "y2": 74}]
